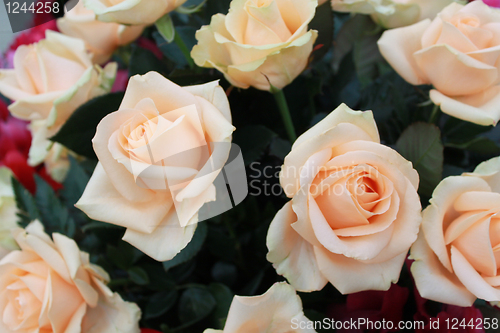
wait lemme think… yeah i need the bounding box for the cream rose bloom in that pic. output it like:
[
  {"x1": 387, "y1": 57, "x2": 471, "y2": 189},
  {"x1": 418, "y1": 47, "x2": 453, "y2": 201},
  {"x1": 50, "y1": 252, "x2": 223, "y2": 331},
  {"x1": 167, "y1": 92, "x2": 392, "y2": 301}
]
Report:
[
  {"x1": 378, "y1": 1, "x2": 500, "y2": 126},
  {"x1": 57, "y1": 1, "x2": 144, "y2": 64},
  {"x1": 411, "y1": 156, "x2": 500, "y2": 306},
  {"x1": 0, "y1": 168, "x2": 19, "y2": 259},
  {"x1": 191, "y1": 0, "x2": 319, "y2": 90},
  {"x1": 0, "y1": 221, "x2": 141, "y2": 332},
  {"x1": 0, "y1": 31, "x2": 116, "y2": 173},
  {"x1": 83, "y1": 0, "x2": 187, "y2": 25},
  {"x1": 204, "y1": 282, "x2": 315, "y2": 333},
  {"x1": 76, "y1": 71, "x2": 235, "y2": 261},
  {"x1": 266, "y1": 104, "x2": 421, "y2": 294},
  {"x1": 332, "y1": 0, "x2": 455, "y2": 28}
]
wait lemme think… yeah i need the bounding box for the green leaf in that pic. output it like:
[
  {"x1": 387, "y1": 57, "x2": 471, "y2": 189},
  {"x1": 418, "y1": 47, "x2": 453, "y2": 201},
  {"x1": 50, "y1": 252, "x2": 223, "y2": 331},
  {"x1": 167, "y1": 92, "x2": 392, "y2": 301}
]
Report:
[
  {"x1": 60, "y1": 157, "x2": 91, "y2": 206},
  {"x1": 11, "y1": 177, "x2": 40, "y2": 226},
  {"x1": 233, "y1": 125, "x2": 278, "y2": 165},
  {"x1": 163, "y1": 222, "x2": 207, "y2": 271},
  {"x1": 396, "y1": 122, "x2": 444, "y2": 197},
  {"x1": 155, "y1": 14, "x2": 175, "y2": 43},
  {"x1": 106, "y1": 242, "x2": 136, "y2": 270},
  {"x1": 211, "y1": 261, "x2": 237, "y2": 287},
  {"x1": 153, "y1": 27, "x2": 197, "y2": 69},
  {"x1": 269, "y1": 137, "x2": 291, "y2": 160},
  {"x1": 331, "y1": 15, "x2": 376, "y2": 72},
  {"x1": 144, "y1": 289, "x2": 179, "y2": 319},
  {"x1": 208, "y1": 283, "x2": 234, "y2": 329},
  {"x1": 128, "y1": 266, "x2": 150, "y2": 285},
  {"x1": 51, "y1": 92, "x2": 125, "y2": 159},
  {"x1": 445, "y1": 136, "x2": 500, "y2": 155},
  {"x1": 178, "y1": 287, "x2": 216, "y2": 325},
  {"x1": 175, "y1": 0, "x2": 207, "y2": 14},
  {"x1": 308, "y1": 0, "x2": 333, "y2": 62},
  {"x1": 443, "y1": 116, "x2": 493, "y2": 143},
  {"x1": 34, "y1": 176, "x2": 72, "y2": 234},
  {"x1": 129, "y1": 44, "x2": 170, "y2": 77},
  {"x1": 353, "y1": 32, "x2": 384, "y2": 87}
]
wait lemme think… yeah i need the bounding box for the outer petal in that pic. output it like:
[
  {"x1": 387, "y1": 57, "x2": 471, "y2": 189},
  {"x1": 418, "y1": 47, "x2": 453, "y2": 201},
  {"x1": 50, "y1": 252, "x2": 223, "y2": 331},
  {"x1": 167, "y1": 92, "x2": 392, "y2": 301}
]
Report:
[
  {"x1": 76, "y1": 163, "x2": 171, "y2": 233},
  {"x1": 120, "y1": 72, "x2": 197, "y2": 111},
  {"x1": 430, "y1": 86, "x2": 500, "y2": 126},
  {"x1": 83, "y1": 0, "x2": 185, "y2": 25},
  {"x1": 81, "y1": 277, "x2": 140, "y2": 333},
  {"x1": 122, "y1": 210, "x2": 196, "y2": 262},
  {"x1": 414, "y1": 44, "x2": 498, "y2": 96},
  {"x1": 371, "y1": 3, "x2": 420, "y2": 29},
  {"x1": 292, "y1": 104, "x2": 379, "y2": 149},
  {"x1": 266, "y1": 202, "x2": 328, "y2": 292},
  {"x1": 466, "y1": 156, "x2": 500, "y2": 192},
  {"x1": 410, "y1": 232, "x2": 476, "y2": 307},
  {"x1": 377, "y1": 19, "x2": 432, "y2": 86},
  {"x1": 223, "y1": 282, "x2": 315, "y2": 333},
  {"x1": 46, "y1": 270, "x2": 86, "y2": 333},
  {"x1": 225, "y1": 30, "x2": 318, "y2": 90},
  {"x1": 422, "y1": 176, "x2": 491, "y2": 272},
  {"x1": 314, "y1": 246, "x2": 406, "y2": 294}
]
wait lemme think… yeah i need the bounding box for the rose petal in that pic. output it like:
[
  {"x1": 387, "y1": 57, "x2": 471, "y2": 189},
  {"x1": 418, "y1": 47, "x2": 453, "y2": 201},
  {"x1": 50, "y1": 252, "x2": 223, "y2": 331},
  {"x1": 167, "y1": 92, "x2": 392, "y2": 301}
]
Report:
[
  {"x1": 122, "y1": 210, "x2": 196, "y2": 262},
  {"x1": 451, "y1": 246, "x2": 500, "y2": 301},
  {"x1": 430, "y1": 86, "x2": 500, "y2": 126},
  {"x1": 76, "y1": 163, "x2": 171, "y2": 233},
  {"x1": 422, "y1": 176, "x2": 491, "y2": 272},
  {"x1": 414, "y1": 44, "x2": 498, "y2": 96},
  {"x1": 314, "y1": 246, "x2": 406, "y2": 294},
  {"x1": 266, "y1": 201, "x2": 328, "y2": 292},
  {"x1": 378, "y1": 19, "x2": 431, "y2": 86},
  {"x1": 410, "y1": 232, "x2": 476, "y2": 307}
]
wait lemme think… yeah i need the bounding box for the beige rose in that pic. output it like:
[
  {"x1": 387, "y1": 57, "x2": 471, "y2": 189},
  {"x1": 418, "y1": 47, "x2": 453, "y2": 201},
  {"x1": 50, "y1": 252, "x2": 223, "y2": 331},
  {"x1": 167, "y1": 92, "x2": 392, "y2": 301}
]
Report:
[
  {"x1": 332, "y1": 0, "x2": 455, "y2": 28},
  {"x1": 410, "y1": 156, "x2": 500, "y2": 306},
  {"x1": 83, "y1": 0, "x2": 187, "y2": 25},
  {"x1": 57, "y1": 1, "x2": 144, "y2": 64},
  {"x1": 0, "y1": 31, "x2": 116, "y2": 170},
  {"x1": 0, "y1": 167, "x2": 19, "y2": 259},
  {"x1": 0, "y1": 220, "x2": 141, "y2": 332},
  {"x1": 266, "y1": 104, "x2": 421, "y2": 294},
  {"x1": 76, "y1": 71, "x2": 235, "y2": 261},
  {"x1": 191, "y1": 0, "x2": 319, "y2": 90},
  {"x1": 204, "y1": 282, "x2": 316, "y2": 333},
  {"x1": 378, "y1": 1, "x2": 500, "y2": 126}
]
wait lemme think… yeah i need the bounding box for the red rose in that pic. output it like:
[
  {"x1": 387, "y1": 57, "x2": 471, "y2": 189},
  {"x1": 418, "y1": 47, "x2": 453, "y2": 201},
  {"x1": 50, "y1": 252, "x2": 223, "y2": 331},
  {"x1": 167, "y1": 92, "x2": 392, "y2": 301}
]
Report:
[
  {"x1": 140, "y1": 329, "x2": 162, "y2": 333},
  {"x1": 0, "y1": 100, "x2": 61, "y2": 193},
  {"x1": 327, "y1": 284, "x2": 410, "y2": 333},
  {"x1": 9, "y1": 20, "x2": 58, "y2": 51}
]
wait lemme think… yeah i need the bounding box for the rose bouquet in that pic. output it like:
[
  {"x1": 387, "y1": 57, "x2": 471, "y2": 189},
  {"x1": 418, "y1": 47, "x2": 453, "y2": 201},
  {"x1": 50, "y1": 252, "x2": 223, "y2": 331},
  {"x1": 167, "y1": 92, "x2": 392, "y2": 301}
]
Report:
[{"x1": 1, "y1": 0, "x2": 500, "y2": 332}]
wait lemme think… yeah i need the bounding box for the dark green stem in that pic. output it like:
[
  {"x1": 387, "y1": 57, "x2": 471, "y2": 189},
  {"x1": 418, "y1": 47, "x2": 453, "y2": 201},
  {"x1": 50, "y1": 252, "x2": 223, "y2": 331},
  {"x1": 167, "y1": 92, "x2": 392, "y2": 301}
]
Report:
[
  {"x1": 272, "y1": 89, "x2": 297, "y2": 142},
  {"x1": 174, "y1": 29, "x2": 195, "y2": 69},
  {"x1": 429, "y1": 104, "x2": 440, "y2": 124}
]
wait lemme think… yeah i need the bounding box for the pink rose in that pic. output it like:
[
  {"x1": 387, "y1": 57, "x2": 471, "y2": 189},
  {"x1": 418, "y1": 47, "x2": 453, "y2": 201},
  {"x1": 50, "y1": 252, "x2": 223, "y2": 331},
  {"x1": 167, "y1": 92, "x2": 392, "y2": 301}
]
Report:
[
  {"x1": 378, "y1": 1, "x2": 500, "y2": 126},
  {"x1": 0, "y1": 221, "x2": 141, "y2": 332},
  {"x1": 267, "y1": 104, "x2": 421, "y2": 294},
  {"x1": 411, "y1": 156, "x2": 500, "y2": 306}
]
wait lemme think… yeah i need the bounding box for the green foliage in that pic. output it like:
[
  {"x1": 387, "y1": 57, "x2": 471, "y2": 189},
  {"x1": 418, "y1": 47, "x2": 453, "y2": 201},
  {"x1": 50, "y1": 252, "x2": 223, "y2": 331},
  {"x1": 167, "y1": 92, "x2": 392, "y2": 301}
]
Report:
[
  {"x1": 163, "y1": 222, "x2": 208, "y2": 271},
  {"x1": 232, "y1": 125, "x2": 278, "y2": 165},
  {"x1": 11, "y1": 177, "x2": 39, "y2": 226},
  {"x1": 396, "y1": 122, "x2": 444, "y2": 198},
  {"x1": 50, "y1": 92, "x2": 125, "y2": 159},
  {"x1": 178, "y1": 287, "x2": 216, "y2": 325}
]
